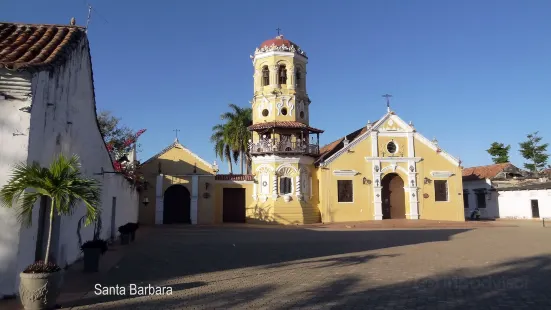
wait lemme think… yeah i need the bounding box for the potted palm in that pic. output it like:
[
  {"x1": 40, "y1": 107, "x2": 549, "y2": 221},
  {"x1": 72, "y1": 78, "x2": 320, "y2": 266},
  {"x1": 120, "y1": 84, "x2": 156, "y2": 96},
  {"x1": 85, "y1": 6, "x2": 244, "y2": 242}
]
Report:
[
  {"x1": 127, "y1": 222, "x2": 139, "y2": 241},
  {"x1": 0, "y1": 154, "x2": 101, "y2": 310},
  {"x1": 80, "y1": 239, "x2": 108, "y2": 272},
  {"x1": 118, "y1": 224, "x2": 131, "y2": 245}
]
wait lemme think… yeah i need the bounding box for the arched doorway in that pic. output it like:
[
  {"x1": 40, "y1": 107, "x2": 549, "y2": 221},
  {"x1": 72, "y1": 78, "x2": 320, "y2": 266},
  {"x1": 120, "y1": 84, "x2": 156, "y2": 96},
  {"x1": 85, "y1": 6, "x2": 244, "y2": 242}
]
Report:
[
  {"x1": 381, "y1": 173, "x2": 406, "y2": 219},
  {"x1": 163, "y1": 185, "x2": 191, "y2": 224}
]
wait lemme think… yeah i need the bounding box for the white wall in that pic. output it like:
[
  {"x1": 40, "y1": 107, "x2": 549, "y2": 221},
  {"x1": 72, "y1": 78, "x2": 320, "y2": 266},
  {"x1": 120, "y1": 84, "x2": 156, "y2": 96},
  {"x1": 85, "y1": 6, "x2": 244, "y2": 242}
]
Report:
[
  {"x1": 497, "y1": 189, "x2": 551, "y2": 219},
  {"x1": 462, "y1": 179, "x2": 499, "y2": 219},
  {"x1": 0, "y1": 38, "x2": 138, "y2": 297},
  {"x1": 0, "y1": 70, "x2": 33, "y2": 298}
]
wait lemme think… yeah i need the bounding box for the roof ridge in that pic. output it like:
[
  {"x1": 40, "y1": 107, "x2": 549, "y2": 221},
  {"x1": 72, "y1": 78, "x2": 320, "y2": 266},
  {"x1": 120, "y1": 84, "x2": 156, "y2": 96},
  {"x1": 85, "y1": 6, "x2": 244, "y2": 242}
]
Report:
[{"x1": 0, "y1": 22, "x2": 86, "y2": 29}]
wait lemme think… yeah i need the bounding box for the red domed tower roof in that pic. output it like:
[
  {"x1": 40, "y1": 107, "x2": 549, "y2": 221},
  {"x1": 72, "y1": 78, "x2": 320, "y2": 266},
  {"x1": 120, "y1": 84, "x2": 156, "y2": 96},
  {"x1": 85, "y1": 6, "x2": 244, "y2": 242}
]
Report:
[{"x1": 254, "y1": 35, "x2": 307, "y2": 58}]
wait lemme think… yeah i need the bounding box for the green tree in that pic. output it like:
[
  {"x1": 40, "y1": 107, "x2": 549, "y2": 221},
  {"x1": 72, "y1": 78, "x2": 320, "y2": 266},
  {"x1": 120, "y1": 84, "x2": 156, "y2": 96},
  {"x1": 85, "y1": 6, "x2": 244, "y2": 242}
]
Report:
[
  {"x1": 0, "y1": 154, "x2": 102, "y2": 265},
  {"x1": 210, "y1": 123, "x2": 238, "y2": 174},
  {"x1": 220, "y1": 104, "x2": 252, "y2": 174},
  {"x1": 486, "y1": 142, "x2": 511, "y2": 164},
  {"x1": 519, "y1": 131, "x2": 549, "y2": 174}
]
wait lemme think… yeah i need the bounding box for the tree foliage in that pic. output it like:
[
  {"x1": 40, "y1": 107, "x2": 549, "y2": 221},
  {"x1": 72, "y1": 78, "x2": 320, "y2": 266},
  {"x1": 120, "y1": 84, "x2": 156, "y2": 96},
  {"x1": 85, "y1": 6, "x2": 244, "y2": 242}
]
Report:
[
  {"x1": 211, "y1": 104, "x2": 252, "y2": 174},
  {"x1": 519, "y1": 131, "x2": 549, "y2": 173},
  {"x1": 486, "y1": 142, "x2": 511, "y2": 164},
  {"x1": 0, "y1": 154, "x2": 102, "y2": 265}
]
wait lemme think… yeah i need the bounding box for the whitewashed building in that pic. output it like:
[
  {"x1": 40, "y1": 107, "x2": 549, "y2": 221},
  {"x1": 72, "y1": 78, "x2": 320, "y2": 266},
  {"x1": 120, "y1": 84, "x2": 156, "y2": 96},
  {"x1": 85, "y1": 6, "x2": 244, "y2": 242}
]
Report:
[
  {"x1": 462, "y1": 163, "x2": 524, "y2": 219},
  {"x1": 0, "y1": 22, "x2": 139, "y2": 297},
  {"x1": 496, "y1": 182, "x2": 551, "y2": 219}
]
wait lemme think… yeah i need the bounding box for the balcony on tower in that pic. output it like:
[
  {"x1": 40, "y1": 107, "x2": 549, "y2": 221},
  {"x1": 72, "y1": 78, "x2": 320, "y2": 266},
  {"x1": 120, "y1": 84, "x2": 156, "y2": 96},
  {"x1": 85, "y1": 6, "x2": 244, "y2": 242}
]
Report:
[{"x1": 247, "y1": 121, "x2": 324, "y2": 156}]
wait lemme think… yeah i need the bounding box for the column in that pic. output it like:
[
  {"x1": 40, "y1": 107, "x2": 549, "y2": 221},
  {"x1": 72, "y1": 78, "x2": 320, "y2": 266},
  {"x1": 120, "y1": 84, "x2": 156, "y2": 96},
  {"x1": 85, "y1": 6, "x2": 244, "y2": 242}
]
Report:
[
  {"x1": 287, "y1": 66, "x2": 295, "y2": 90},
  {"x1": 272, "y1": 174, "x2": 278, "y2": 200},
  {"x1": 407, "y1": 162, "x2": 420, "y2": 220},
  {"x1": 191, "y1": 175, "x2": 199, "y2": 224},
  {"x1": 295, "y1": 175, "x2": 302, "y2": 201},
  {"x1": 370, "y1": 131, "x2": 378, "y2": 157},
  {"x1": 270, "y1": 65, "x2": 279, "y2": 88},
  {"x1": 372, "y1": 161, "x2": 383, "y2": 220},
  {"x1": 155, "y1": 174, "x2": 164, "y2": 225}
]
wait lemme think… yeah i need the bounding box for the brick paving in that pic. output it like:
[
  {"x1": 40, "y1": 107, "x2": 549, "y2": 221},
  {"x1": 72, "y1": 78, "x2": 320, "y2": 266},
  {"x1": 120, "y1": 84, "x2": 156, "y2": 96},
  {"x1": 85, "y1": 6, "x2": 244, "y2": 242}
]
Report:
[{"x1": 3, "y1": 221, "x2": 551, "y2": 309}]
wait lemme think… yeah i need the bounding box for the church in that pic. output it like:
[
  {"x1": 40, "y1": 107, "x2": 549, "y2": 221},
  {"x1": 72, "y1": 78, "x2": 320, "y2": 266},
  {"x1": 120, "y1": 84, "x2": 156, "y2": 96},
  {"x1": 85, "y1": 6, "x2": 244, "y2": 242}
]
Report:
[{"x1": 137, "y1": 34, "x2": 465, "y2": 225}]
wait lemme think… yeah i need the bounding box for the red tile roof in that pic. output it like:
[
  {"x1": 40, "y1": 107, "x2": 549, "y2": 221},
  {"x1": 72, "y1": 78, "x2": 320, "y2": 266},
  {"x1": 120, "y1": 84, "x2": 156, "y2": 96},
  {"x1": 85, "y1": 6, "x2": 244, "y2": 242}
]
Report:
[
  {"x1": 259, "y1": 35, "x2": 299, "y2": 50},
  {"x1": 315, "y1": 126, "x2": 370, "y2": 165},
  {"x1": 248, "y1": 121, "x2": 324, "y2": 133},
  {"x1": 462, "y1": 163, "x2": 518, "y2": 181},
  {"x1": 0, "y1": 22, "x2": 85, "y2": 71},
  {"x1": 215, "y1": 174, "x2": 254, "y2": 181}
]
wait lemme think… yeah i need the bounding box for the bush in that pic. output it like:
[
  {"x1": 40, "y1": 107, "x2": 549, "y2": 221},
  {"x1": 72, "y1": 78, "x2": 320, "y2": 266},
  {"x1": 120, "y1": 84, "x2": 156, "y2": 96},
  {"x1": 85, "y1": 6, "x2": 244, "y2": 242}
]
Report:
[
  {"x1": 81, "y1": 239, "x2": 108, "y2": 254},
  {"x1": 23, "y1": 261, "x2": 61, "y2": 274},
  {"x1": 118, "y1": 224, "x2": 131, "y2": 234}
]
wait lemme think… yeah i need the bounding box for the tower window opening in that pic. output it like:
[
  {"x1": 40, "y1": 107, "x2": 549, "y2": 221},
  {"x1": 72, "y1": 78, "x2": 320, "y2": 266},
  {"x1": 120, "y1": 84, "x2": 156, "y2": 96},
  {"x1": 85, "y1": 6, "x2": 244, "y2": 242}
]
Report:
[
  {"x1": 295, "y1": 70, "x2": 301, "y2": 88},
  {"x1": 300, "y1": 111, "x2": 305, "y2": 119},
  {"x1": 262, "y1": 109, "x2": 269, "y2": 117},
  {"x1": 278, "y1": 65, "x2": 287, "y2": 84},
  {"x1": 262, "y1": 66, "x2": 269, "y2": 86},
  {"x1": 281, "y1": 107, "x2": 288, "y2": 115}
]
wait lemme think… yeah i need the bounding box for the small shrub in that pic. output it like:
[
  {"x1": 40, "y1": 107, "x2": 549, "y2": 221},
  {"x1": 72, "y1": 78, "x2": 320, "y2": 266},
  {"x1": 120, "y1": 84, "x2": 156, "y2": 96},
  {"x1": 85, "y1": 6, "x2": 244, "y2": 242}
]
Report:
[
  {"x1": 118, "y1": 224, "x2": 131, "y2": 234},
  {"x1": 81, "y1": 239, "x2": 108, "y2": 254},
  {"x1": 23, "y1": 261, "x2": 61, "y2": 274}
]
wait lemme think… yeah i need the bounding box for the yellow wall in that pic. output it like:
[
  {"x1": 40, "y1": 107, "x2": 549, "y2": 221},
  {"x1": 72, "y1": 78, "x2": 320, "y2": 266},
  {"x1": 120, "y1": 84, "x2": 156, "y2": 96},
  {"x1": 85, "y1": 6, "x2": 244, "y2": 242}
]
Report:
[{"x1": 213, "y1": 182, "x2": 255, "y2": 223}]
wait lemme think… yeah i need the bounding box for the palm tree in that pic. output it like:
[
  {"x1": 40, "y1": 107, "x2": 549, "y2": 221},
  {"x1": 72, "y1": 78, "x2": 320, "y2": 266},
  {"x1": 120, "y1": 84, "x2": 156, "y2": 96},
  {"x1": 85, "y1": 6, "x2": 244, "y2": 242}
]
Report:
[
  {"x1": 220, "y1": 104, "x2": 252, "y2": 174},
  {"x1": 0, "y1": 154, "x2": 102, "y2": 265},
  {"x1": 210, "y1": 123, "x2": 238, "y2": 174}
]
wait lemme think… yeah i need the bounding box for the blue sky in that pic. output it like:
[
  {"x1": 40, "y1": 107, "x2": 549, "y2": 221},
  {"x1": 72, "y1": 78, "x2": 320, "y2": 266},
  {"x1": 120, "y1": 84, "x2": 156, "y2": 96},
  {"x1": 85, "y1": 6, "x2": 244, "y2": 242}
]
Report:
[{"x1": 2, "y1": 0, "x2": 550, "y2": 173}]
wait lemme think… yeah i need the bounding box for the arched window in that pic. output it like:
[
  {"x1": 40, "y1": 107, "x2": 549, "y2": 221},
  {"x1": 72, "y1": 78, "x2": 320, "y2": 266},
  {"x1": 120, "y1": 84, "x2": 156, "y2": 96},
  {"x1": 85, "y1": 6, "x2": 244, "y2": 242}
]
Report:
[
  {"x1": 280, "y1": 177, "x2": 292, "y2": 194},
  {"x1": 278, "y1": 65, "x2": 287, "y2": 84},
  {"x1": 295, "y1": 69, "x2": 301, "y2": 88},
  {"x1": 262, "y1": 66, "x2": 269, "y2": 86}
]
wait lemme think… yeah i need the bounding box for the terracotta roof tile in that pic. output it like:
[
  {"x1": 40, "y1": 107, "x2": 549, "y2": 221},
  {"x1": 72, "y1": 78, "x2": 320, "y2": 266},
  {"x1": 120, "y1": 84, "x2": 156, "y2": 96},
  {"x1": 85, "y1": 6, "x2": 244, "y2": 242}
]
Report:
[
  {"x1": 0, "y1": 22, "x2": 85, "y2": 71},
  {"x1": 315, "y1": 126, "x2": 370, "y2": 164},
  {"x1": 462, "y1": 163, "x2": 517, "y2": 181},
  {"x1": 248, "y1": 121, "x2": 324, "y2": 133},
  {"x1": 215, "y1": 174, "x2": 254, "y2": 181}
]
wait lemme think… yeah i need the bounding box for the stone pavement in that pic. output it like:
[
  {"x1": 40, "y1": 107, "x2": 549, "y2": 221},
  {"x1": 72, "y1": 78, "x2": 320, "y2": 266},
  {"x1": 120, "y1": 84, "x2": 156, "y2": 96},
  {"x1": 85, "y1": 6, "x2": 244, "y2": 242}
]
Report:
[{"x1": 3, "y1": 221, "x2": 551, "y2": 309}]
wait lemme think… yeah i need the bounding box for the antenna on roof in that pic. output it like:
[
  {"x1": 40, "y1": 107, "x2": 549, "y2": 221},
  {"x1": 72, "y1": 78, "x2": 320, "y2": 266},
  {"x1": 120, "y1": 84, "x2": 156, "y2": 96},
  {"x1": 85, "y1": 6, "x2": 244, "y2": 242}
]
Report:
[{"x1": 83, "y1": 1, "x2": 109, "y2": 33}]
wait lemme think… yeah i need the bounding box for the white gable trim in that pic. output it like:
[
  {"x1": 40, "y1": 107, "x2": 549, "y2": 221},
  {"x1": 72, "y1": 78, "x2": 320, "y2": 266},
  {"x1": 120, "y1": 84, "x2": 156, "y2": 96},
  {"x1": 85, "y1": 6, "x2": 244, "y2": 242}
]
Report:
[
  {"x1": 175, "y1": 142, "x2": 215, "y2": 170},
  {"x1": 413, "y1": 133, "x2": 460, "y2": 166},
  {"x1": 333, "y1": 170, "x2": 360, "y2": 176},
  {"x1": 319, "y1": 111, "x2": 461, "y2": 167}
]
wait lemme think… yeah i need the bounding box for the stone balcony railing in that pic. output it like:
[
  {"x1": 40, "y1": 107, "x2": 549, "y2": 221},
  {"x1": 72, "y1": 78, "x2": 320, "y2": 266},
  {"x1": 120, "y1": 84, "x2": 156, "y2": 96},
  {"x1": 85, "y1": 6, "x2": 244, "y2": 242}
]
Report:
[{"x1": 249, "y1": 139, "x2": 320, "y2": 155}]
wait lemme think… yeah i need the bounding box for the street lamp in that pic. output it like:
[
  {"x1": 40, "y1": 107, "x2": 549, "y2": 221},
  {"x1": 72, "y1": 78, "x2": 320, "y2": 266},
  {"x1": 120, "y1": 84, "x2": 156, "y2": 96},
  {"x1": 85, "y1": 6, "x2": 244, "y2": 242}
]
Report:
[{"x1": 142, "y1": 197, "x2": 149, "y2": 207}]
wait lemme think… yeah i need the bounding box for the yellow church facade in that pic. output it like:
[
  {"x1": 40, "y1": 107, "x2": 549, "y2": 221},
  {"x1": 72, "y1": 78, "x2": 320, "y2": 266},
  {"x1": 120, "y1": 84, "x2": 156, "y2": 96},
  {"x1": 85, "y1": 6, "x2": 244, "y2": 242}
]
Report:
[{"x1": 137, "y1": 34, "x2": 465, "y2": 226}]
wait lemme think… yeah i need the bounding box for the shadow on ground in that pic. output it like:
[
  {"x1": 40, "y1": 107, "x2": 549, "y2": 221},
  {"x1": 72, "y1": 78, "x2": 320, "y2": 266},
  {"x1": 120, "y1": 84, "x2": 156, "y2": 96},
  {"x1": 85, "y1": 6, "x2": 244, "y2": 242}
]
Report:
[
  {"x1": 72, "y1": 255, "x2": 551, "y2": 309},
  {"x1": 64, "y1": 227, "x2": 471, "y2": 308}
]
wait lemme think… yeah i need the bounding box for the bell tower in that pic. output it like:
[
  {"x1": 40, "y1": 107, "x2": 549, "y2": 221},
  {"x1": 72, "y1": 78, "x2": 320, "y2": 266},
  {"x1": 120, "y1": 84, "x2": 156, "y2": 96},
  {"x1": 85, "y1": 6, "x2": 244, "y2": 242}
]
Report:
[{"x1": 247, "y1": 33, "x2": 323, "y2": 224}]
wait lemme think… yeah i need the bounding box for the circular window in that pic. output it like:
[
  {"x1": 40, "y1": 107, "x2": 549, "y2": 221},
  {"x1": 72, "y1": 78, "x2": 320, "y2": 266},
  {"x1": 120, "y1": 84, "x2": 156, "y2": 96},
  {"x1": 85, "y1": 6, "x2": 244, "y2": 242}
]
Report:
[
  {"x1": 281, "y1": 107, "x2": 288, "y2": 115},
  {"x1": 387, "y1": 141, "x2": 397, "y2": 154},
  {"x1": 262, "y1": 109, "x2": 269, "y2": 117},
  {"x1": 299, "y1": 111, "x2": 304, "y2": 119}
]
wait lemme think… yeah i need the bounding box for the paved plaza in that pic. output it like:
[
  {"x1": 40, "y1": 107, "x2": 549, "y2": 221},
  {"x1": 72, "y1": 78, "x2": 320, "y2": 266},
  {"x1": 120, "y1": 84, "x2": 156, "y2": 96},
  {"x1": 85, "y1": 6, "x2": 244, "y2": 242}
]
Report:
[{"x1": 4, "y1": 221, "x2": 551, "y2": 309}]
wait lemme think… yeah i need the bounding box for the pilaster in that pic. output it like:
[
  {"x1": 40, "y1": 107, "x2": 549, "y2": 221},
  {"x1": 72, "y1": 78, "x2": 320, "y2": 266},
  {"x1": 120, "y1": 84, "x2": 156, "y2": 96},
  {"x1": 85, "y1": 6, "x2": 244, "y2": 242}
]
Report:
[
  {"x1": 272, "y1": 174, "x2": 278, "y2": 200},
  {"x1": 191, "y1": 175, "x2": 198, "y2": 224},
  {"x1": 295, "y1": 175, "x2": 302, "y2": 201},
  {"x1": 155, "y1": 174, "x2": 164, "y2": 225},
  {"x1": 372, "y1": 160, "x2": 383, "y2": 220}
]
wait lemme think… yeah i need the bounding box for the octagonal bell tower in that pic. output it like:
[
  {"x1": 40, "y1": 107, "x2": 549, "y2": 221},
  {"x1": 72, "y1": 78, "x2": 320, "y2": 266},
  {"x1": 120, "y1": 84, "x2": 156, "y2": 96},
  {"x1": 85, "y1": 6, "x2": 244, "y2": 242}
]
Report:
[{"x1": 247, "y1": 33, "x2": 323, "y2": 224}]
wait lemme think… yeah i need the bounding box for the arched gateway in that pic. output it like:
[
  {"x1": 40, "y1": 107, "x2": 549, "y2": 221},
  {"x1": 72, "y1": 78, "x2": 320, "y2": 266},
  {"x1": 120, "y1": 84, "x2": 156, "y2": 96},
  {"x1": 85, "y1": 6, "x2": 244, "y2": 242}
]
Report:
[
  {"x1": 163, "y1": 185, "x2": 191, "y2": 224},
  {"x1": 381, "y1": 173, "x2": 406, "y2": 219}
]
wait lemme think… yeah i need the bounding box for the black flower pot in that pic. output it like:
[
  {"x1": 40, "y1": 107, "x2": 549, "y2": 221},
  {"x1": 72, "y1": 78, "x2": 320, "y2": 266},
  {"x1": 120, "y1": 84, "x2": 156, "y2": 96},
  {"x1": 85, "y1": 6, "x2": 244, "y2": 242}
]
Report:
[
  {"x1": 83, "y1": 248, "x2": 101, "y2": 272},
  {"x1": 130, "y1": 231, "x2": 136, "y2": 242},
  {"x1": 120, "y1": 233, "x2": 130, "y2": 245}
]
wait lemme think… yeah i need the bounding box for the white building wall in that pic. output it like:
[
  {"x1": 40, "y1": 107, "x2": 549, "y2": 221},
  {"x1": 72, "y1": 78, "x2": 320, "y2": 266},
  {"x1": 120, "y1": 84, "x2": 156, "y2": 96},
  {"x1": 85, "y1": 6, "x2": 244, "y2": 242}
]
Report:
[
  {"x1": 0, "y1": 38, "x2": 138, "y2": 297},
  {"x1": 0, "y1": 70, "x2": 33, "y2": 298},
  {"x1": 497, "y1": 189, "x2": 551, "y2": 219},
  {"x1": 462, "y1": 179, "x2": 499, "y2": 219}
]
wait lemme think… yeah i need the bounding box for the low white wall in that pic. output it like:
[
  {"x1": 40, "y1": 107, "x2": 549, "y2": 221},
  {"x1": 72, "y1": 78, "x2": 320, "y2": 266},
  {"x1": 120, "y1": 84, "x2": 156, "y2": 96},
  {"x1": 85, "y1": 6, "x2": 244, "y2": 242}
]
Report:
[
  {"x1": 462, "y1": 179, "x2": 499, "y2": 219},
  {"x1": 497, "y1": 189, "x2": 551, "y2": 219}
]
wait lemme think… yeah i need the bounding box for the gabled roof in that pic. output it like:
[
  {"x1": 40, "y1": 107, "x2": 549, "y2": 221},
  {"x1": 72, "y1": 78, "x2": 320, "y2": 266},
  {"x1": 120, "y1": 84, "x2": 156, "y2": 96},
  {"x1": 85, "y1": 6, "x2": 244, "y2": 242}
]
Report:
[
  {"x1": 462, "y1": 163, "x2": 521, "y2": 181},
  {"x1": 141, "y1": 139, "x2": 214, "y2": 170},
  {"x1": 0, "y1": 22, "x2": 86, "y2": 72},
  {"x1": 315, "y1": 110, "x2": 461, "y2": 167}
]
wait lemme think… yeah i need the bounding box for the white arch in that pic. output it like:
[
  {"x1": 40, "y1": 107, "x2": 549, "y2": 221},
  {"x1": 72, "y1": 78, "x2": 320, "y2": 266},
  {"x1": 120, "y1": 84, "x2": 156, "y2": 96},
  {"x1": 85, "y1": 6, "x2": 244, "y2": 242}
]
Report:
[
  {"x1": 255, "y1": 164, "x2": 275, "y2": 174},
  {"x1": 380, "y1": 164, "x2": 409, "y2": 175},
  {"x1": 276, "y1": 164, "x2": 298, "y2": 177}
]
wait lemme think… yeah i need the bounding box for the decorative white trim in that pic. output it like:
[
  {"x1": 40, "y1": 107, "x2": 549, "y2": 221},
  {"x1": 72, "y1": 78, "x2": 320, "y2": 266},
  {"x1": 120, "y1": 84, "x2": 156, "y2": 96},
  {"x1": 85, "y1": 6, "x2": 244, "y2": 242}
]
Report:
[
  {"x1": 430, "y1": 171, "x2": 455, "y2": 178},
  {"x1": 191, "y1": 175, "x2": 198, "y2": 224},
  {"x1": 332, "y1": 169, "x2": 360, "y2": 176},
  {"x1": 377, "y1": 132, "x2": 409, "y2": 137},
  {"x1": 255, "y1": 164, "x2": 275, "y2": 173},
  {"x1": 276, "y1": 164, "x2": 299, "y2": 176},
  {"x1": 380, "y1": 164, "x2": 409, "y2": 175},
  {"x1": 414, "y1": 133, "x2": 460, "y2": 166},
  {"x1": 365, "y1": 157, "x2": 422, "y2": 163},
  {"x1": 407, "y1": 132, "x2": 415, "y2": 158},
  {"x1": 253, "y1": 51, "x2": 308, "y2": 64},
  {"x1": 253, "y1": 155, "x2": 314, "y2": 165},
  {"x1": 214, "y1": 180, "x2": 255, "y2": 184},
  {"x1": 155, "y1": 174, "x2": 164, "y2": 225}
]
